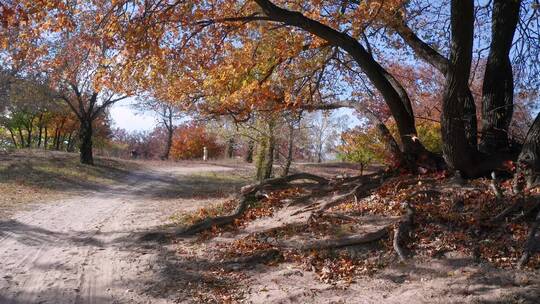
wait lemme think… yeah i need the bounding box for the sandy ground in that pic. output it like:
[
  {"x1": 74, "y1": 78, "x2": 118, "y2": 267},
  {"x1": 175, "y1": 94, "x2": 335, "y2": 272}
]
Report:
[
  {"x1": 0, "y1": 164, "x2": 236, "y2": 304},
  {"x1": 1, "y1": 161, "x2": 539, "y2": 303}
]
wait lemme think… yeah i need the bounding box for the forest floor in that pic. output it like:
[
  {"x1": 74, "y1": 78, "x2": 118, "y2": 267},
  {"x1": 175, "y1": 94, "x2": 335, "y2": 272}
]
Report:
[{"x1": 0, "y1": 150, "x2": 539, "y2": 303}]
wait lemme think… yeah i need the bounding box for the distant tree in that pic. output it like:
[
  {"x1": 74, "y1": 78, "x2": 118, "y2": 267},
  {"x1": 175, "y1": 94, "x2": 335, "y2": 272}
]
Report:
[
  {"x1": 170, "y1": 123, "x2": 223, "y2": 160},
  {"x1": 136, "y1": 98, "x2": 184, "y2": 160}
]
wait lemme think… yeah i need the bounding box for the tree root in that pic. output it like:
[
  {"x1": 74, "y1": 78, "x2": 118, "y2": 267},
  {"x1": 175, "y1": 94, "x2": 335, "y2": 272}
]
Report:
[
  {"x1": 512, "y1": 202, "x2": 540, "y2": 222},
  {"x1": 393, "y1": 203, "x2": 415, "y2": 262},
  {"x1": 224, "y1": 248, "x2": 282, "y2": 268},
  {"x1": 280, "y1": 226, "x2": 389, "y2": 251},
  {"x1": 240, "y1": 173, "x2": 328, "y2": 194},
  {"x1": 178, "y1": 173, "x2": 329, "y2": 235},
  {"x1": 491, "y1": 196, "x2": 525, "y2": 223},
  {"x1": 178, "y1": 196, "x2": 252, "y2": 235},
  {"x1": 517, "y1": 208, "x2": 540, "y2": 269}
]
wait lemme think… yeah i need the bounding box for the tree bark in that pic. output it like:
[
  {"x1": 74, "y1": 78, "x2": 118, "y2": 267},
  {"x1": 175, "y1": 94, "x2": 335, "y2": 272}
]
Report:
[
  {"x1": 79, "y1": 117, "x2": 94, "y2": 165},
  {"x1": 441, "y1": 0, "x2": 478, "y2": 176},
  {"x1": 480, "y1": 0, "x2": 521, "y2": 153},
  {"x1": 162, "y1": 126, "x2": 174, "y2": 160},
  {"x1": 517, "y1": 113, "x2": 540, "y2": 188},
  {"x1": 395, "y1": 19, "x2": 478, "y2": 152}
]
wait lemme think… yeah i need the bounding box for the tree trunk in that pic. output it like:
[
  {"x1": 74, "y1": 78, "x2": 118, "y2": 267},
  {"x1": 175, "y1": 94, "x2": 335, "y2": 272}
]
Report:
[
  {"x1": 44, "y1": 126, "x2": 48, "y2": 149},
  {"x1": 79, "y1": 118, "x2": 94, "y2": 165},
  {"x1": 263, "y1": 131, "x2": 275, "y2": 180},
  {"x1": 226, "y1": 137, "x2": 235, "y2": 158},
  {"x1": 7, "y1": 127, "x2": 17, "y2": 148},
  {"x1": 25, "y1": 116, "x2": 34, "y2": 148},
  {"x1": 517, "y1": 113, "x2": 540, "y2": 188},
  {"x1": 375, "y1": 122, "x2": 405, "y2": 168},
  {"x1": 480, "y1": 0, "x2": 521, "y2": 153},
  {"x1": 282, "y1": 123, "x2": 295, "y2": 177},
  {"x1": 37, "y1": 114, "x2": 44, "y2": 148},
  {"x1": 66, "y1": 131, "x2": 74, "y2": 152},
  {"x1": 162, "y1": 126, "x2": 174, "y2": 160},
  {"x1": 441, "y1": 0, "x2": 478, "y2": 176},
  {"x1": 256, "y1": 137, "x2": 267, "y2": 181},
  {"x1": 245, "y1": 140, "x2": 254, "y2": 163},
  {"x1": 54, "y1": 118, "x2": 65, "y2": 150},
  {"x1": 17, "y1": 128, "x2": 25, "y2": 148}
]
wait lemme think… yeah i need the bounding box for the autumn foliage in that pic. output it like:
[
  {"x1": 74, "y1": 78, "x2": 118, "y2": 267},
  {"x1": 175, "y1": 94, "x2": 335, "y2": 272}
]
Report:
[{"x1": 169, "y1": 123, "x2": 222, "y2": 160}]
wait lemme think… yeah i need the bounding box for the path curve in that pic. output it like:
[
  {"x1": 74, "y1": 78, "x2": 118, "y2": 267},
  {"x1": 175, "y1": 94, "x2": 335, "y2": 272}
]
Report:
[{"x1": 0, "y1": 164, "x2": 234, "y2": 304}]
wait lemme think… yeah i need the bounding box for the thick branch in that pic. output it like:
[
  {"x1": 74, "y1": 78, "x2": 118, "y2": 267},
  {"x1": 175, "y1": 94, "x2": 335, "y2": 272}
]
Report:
[{"x1": 394, "y1": 22, "x2": 450, "y2": 75}]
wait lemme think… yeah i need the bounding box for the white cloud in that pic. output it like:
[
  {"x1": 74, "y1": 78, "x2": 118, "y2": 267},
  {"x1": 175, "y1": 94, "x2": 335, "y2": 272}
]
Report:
[{"x1": 109, "y1": 98, "x2": 156, "y2": 132}]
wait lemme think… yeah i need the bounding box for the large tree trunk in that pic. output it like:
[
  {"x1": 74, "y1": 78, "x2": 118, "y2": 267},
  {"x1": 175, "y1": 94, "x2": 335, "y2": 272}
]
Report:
[
  {"x1": 375, "y1": 122, "x2": 405, "y2": 168},
  {"x1": 79, "y1": 118, "x2": 94, "y2": 165},
  {"x1": 395, "y1": 15, "x2": 478, "y2": 154},
  {"x1": 256, "y1": 121, "x2": 276, "y2": 181},
  {"x1": 441, "y1": 0, "x2": 478, "y2": 176},
  {"x1": 517, "y1": 113, "x2": 540, "y2": 188},
  {"x1": 480, "y1": 0, "x2": 521, "y2": 153}
]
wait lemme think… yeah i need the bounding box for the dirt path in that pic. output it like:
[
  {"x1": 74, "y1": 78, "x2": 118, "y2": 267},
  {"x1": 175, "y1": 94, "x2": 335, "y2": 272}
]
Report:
[{"x1": 0, "y1": 164, "x2": 236, "y2": 304}]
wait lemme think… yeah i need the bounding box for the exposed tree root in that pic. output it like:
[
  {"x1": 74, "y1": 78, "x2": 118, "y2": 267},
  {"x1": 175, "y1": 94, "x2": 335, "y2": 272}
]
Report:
[
  {"x1": 240, "y1": 173, "x2": 328, "y2": 194},
  {"x1": 179, "y1": 173, "x2": 329, "y2": 235},
  {"x1": 393, "y1": 203, "x2": 415, "y2": 262},
  {"x1": 518, "y1": 208, "x2": 540, "y2": 269},
  {"x1": 491, "y1": 198, "x2": 524, "y2": 223},
  {"x1": 178, "y1": 196, "x2": 253, "y2": 235},
  {"x1": 512, "y1": 202, "x2": 540, "y2": 222},
  {"x1": 224, "y1": 248, "x2": 282, "y2": 267},
  {"x1": 280, "y1": 226, "x2": 390, "y2": 251}
]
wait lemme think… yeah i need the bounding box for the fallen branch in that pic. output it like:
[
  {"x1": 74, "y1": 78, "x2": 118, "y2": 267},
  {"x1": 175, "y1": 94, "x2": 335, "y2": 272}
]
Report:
[
  {"x1": 517, "y1": 208, "x2": 540, "y2": 269},
  {"x1": 393, "y1": 203, "x2": 415, "y2": 262}
]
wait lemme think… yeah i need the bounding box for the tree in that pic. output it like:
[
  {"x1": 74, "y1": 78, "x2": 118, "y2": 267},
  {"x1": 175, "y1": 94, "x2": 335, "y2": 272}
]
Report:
[
  {"x1": 0, "y1": 0, "x2": 133, "y2": 164},
  {"x1": 170, "y1": 123, "x2": 223, "y2": 160},
  {"x1": 136, "y1": 98, "x2": 184, "y2": 160}
]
